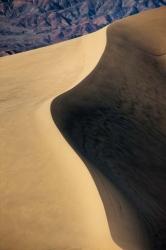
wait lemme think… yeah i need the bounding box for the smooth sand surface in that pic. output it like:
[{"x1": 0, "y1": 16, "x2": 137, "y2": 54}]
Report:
[
  {"x1": 0, "y1": 22, "x2": 149, "y2": 250},
  {"x1": 109, "y1": 6, "x2": 166, "y2": 56}
]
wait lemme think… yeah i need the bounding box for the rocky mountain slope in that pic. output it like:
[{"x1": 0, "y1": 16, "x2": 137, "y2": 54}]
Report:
[{"x1": 0, "y1": 0, "x2": 166, "y2": 56}]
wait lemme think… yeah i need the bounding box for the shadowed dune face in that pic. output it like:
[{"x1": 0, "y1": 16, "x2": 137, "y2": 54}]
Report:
[{"x1": 51, "y1": 7, "x2": 166, "y2": 250}]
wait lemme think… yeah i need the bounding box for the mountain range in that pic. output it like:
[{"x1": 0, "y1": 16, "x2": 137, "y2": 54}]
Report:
[{"x1": 0, "y1": 0, "x2": 165, "y2": 56}]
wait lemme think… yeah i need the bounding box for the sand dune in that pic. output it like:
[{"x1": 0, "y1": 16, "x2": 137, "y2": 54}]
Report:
[{"x1": 0, "y1": 10, "x2": 151, "y2": 250}]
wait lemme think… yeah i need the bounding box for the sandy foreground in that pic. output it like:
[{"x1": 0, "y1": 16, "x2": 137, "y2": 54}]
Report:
[{"x1": 0, "y1": 27, "x2": 148, "y2": 250}]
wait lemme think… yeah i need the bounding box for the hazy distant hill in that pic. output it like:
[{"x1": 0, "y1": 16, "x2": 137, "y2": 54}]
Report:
[{"x1": 0, "y1": 0, "x2": 165, "y2": 56}]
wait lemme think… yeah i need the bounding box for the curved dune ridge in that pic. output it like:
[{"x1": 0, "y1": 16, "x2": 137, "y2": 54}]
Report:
[
  {"x1": 51, "y1": 6, "x2": 166, "y2": 250},
  {"x1": 0, "y1": 6, "x2": 165, "y2": 250}
]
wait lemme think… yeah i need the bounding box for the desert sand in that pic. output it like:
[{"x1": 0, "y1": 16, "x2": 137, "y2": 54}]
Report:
[{"x1": 0, "y1": 12, "x2": 150, "y2": 250}]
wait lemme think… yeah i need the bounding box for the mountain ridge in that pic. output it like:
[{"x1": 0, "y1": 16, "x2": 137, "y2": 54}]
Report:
[{"x1": 0, "y1": 0, "x2": 165, "y2": 56}]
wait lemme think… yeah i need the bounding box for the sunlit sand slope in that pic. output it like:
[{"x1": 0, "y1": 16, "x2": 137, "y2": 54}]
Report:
[
  {"x1": 51, "y1": 7, "x2": 166, "y2": 250},
  {"x1": 0, "y1": 25, "x2": 148, "y2": 250}
]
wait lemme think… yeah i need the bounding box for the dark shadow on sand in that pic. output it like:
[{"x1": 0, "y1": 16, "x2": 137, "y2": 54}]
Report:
[{"x1": 51, "y1": 14, "x2": 166, "y2": 250}]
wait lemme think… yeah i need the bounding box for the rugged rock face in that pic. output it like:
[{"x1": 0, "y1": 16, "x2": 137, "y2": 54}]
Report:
[{"x1": 0, "y1": 0, "x2": 165, "y2": 56}]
